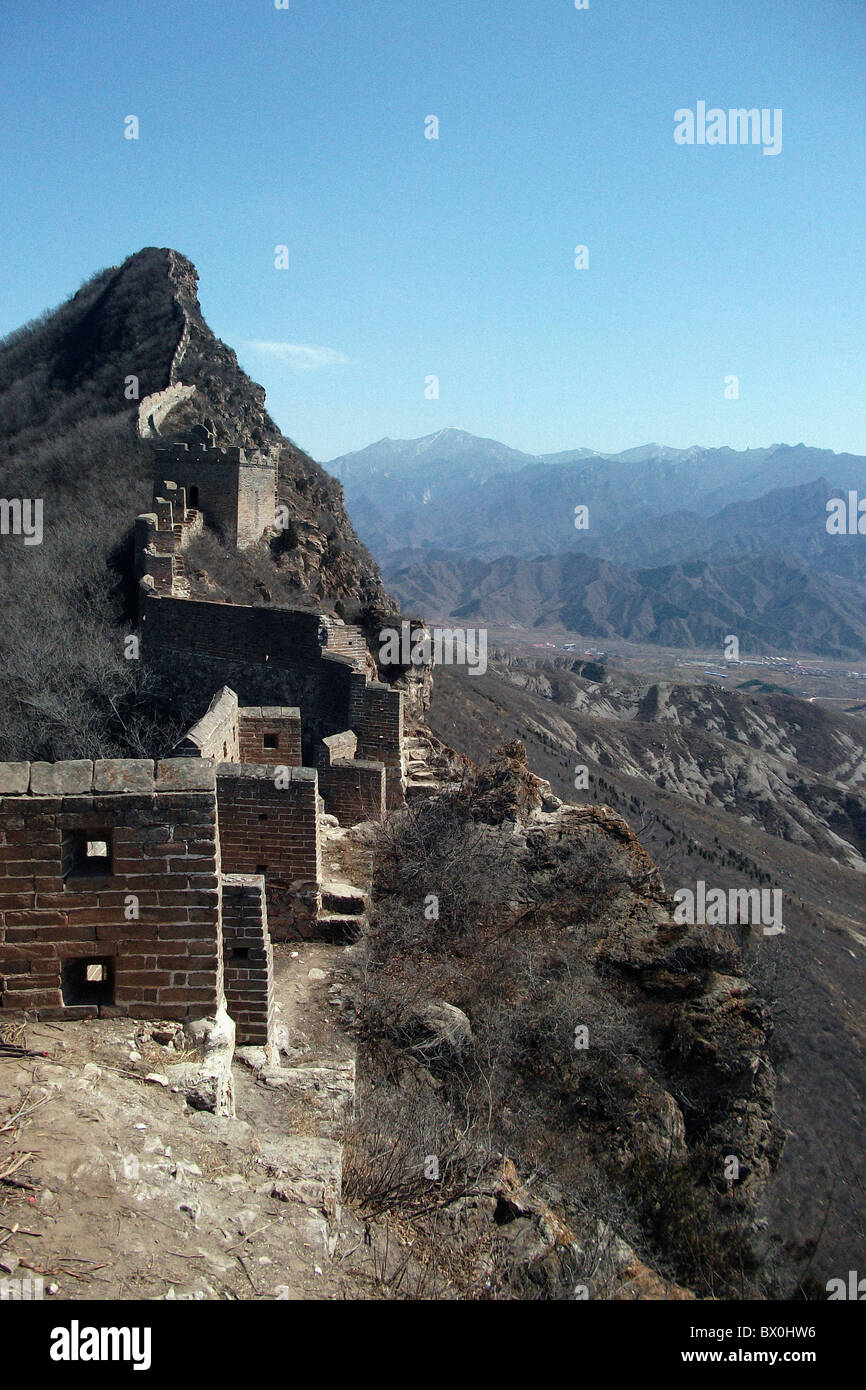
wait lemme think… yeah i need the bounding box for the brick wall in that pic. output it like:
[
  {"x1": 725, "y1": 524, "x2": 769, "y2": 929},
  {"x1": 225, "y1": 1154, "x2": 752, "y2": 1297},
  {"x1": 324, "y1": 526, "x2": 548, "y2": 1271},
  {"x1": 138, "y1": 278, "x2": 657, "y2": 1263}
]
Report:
[
  {"x1": 322, "y1": 760, "x2": 386, "y2": 826},
  {"x1": 237, "y1": 462, "x2": 277, "y2": 548},
  {"x1": 317, "y1": 732, "x2": 385, "y2": 825},
  {"x1": 215, "y1": 765, "x2": 320, "y2": 940},
  {"x1": 356, "y1": 683, "x2": 404, "y2": 806},
  {"x1": 238, "y1": 707, "x2": 301, "y2": 766},
  {"x1": 320, "y1": 617, "x2": 369, "y2": 669},
  {"x1": 151, "y1": 440, "x2": 277, "y2": 550},
  {"x1": 221, "y1": 875, "x2": 275, "y2": 1047},
  {"x1": 0, "y1": 760, "x2": 223, "y2": 1023},
  {"x1": 142, "y1": 597, "x2": 359, "y2": 758}
]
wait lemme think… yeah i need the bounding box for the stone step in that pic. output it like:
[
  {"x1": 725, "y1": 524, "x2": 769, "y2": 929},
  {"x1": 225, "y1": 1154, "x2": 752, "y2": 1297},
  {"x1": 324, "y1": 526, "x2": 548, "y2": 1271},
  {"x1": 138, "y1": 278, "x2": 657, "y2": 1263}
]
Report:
[
  {"x1": 315, "y1": 912, "x2": 366, "y2": 944},
  {"x1": 407, "y1": 780, "x2": 441, "y2": 800},
  {"x1": 259, "y1": 1060, "x2": 356, "y2": 1138},
  {"x1": 320, "y1": 883, "x2": 367, "y2": 915}
]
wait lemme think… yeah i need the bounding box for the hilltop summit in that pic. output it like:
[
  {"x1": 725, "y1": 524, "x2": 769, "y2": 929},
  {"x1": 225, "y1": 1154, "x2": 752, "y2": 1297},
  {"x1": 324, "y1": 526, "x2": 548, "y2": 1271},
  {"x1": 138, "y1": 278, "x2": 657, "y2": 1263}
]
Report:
[{"x1": 0, "y1": 249, "x2": 399, "y2": 760}]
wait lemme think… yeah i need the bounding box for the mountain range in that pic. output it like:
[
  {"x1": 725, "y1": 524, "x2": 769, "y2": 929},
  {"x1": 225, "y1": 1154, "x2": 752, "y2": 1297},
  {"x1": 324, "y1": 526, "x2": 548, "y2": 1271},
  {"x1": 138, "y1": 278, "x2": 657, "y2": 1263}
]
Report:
[{"x1": 327, "y1": 430, "x2": 866, "y2": 657}]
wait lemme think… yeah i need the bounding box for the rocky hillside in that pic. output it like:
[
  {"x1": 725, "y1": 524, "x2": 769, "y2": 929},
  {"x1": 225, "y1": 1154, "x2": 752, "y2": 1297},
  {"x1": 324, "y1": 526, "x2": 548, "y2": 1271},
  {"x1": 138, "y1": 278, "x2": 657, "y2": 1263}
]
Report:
[
  {"x1": 0, "y1": 249, "x2": 400, "y2": 761},
  {"x1": 344, "y1": 744, "x2": 786, "y2": 1298},
  {"x1": 500, "y1": 662, "x2": 866, "y2": 870},
  {"x1": 427, "y1": 658, "x2": 866, "y2": 1280}
]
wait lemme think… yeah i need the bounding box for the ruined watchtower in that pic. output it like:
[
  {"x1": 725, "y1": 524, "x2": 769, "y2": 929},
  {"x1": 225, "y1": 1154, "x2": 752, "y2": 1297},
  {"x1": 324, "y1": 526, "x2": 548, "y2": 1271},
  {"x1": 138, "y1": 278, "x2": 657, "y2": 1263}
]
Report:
[{"x1": 154, "y1": 423, "x2": 278, "y2": 549}]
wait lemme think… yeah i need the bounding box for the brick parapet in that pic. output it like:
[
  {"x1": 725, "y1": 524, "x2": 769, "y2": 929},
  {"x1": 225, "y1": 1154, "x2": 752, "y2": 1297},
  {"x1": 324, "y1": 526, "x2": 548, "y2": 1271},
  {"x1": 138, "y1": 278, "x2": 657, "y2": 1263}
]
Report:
[
  {"x1": 0, "y1": 778, "x2": 223, "y2": 1023},
  {"x1": 215, "y1": 765, "x2": 321, "y2": 940}
]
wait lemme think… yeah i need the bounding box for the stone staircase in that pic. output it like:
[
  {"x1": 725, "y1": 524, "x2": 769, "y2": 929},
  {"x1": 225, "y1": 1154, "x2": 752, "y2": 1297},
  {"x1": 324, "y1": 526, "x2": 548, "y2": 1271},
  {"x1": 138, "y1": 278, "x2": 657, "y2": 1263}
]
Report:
[
  {"x1": 315, "y1": 815, "x2": 372, "y2": 943},
  {"x1": 169, "y1": 507, "x2": 201, "y2": 598},
  {"x1": 403, "y1": 732, "x2": 442, "y2": 799}
]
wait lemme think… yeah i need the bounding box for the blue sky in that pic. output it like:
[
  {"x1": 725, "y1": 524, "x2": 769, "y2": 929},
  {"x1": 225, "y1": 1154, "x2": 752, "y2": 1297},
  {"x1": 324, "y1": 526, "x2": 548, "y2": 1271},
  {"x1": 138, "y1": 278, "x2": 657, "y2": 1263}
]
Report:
[{"x1": 1, "y1": 0, "x2": 863, "y2": 462}]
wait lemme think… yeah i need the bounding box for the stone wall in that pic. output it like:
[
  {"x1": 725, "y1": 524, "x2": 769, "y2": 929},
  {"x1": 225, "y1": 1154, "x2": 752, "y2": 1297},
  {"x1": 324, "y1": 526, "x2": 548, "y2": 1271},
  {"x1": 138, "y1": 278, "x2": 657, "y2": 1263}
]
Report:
[
  {"x1": 322, "y1": 760, "x2": 386, "y2": 827},
  {"x1": 236, "y1": 460, "x2": 278, "y2": 549},
  {"x1": 215, "y1": 765, "x2": 321, "y2": 940},
  {"x1": 141, "y1": 596, "x2": 368, "y2": 761},
  {"x1": 137, "y1": 382, "x2": 197, "y2": 440},
  {"x1": 221, "y1": 874, "x2": 275, "y2": 1048},
  {"x1": 356, "y1": 683, "x2": 404, "y2": 806},
  {"x1": 134, "y1": 482, "x2": 204, "y2": 597},
  {"x1": 320, "y1": 618, "x2": 370, "y2": 668},
  {"x1": 0, "y1": 759, "x2": 223, "y2": 1023}
]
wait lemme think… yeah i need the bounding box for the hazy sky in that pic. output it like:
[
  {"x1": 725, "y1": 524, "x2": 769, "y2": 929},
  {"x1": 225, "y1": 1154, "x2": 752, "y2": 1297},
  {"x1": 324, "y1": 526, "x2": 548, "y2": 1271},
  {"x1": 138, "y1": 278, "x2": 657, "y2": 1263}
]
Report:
[{"x1": 1, "y1": 0, "x2": 863, "y2": 462}]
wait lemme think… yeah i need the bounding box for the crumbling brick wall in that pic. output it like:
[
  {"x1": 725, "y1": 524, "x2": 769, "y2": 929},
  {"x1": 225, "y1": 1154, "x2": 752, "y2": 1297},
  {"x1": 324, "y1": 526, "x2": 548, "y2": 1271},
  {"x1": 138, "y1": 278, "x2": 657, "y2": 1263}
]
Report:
[
  {"x1": 0, "y1": 759, "x2": 223, "y2": 1022},
  {"x1": 216, "y1": 765, "x2": 321, "y2": 940},
  {"x1": 141, "y1": 596, "x2": 364, "y2": 762},
  {"x1": 221, "y1": 874, "x2": 275, "y2": 1048},
  {"x1": 134, "y1": 483, "x2": 204, "y2": 597},
  {"x1": 317, "y1": 733, "x2": 386, "y2": 825}
]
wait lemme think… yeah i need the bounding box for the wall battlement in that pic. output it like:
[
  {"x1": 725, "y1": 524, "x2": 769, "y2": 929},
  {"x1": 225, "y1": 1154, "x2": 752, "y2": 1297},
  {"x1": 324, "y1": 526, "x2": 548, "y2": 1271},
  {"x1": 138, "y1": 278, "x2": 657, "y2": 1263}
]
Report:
[{"x1": 4, "y1": 416, "x2": 419, "y2": 1043}]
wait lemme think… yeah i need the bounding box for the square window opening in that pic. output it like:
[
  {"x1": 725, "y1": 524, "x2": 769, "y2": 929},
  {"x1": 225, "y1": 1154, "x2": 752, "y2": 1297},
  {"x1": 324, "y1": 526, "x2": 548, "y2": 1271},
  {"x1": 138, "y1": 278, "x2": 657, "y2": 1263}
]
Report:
[
  {"x1": 231, "y1": 947, "x2": 250, "y2": 961},
  {"x1": 61, "y1": 957, "x2": 114, "y2": 1007},
  {"x1": 263, "y1": 733, "x2": 278, "y2": 750},
  {"x1": 62, "y1": 830, "x2": 112, "y2": 882}
]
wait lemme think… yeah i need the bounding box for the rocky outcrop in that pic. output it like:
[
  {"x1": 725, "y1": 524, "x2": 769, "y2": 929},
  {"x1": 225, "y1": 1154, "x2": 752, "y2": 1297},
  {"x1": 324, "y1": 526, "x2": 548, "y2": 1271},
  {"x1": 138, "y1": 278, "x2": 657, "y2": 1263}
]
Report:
[{"x1": 490, "y1": 744, "x2": 784, "y2": 1204}]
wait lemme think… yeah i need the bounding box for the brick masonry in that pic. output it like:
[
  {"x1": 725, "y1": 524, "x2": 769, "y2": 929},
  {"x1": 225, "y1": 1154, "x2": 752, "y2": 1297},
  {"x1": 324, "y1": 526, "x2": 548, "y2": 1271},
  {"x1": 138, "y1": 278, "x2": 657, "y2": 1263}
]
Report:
[
  {"x1": 0, "y1": 760, "x2": 223, "y2": 1023},
  {"x1": 152, "y1": 428, "x2": 278, "y2": 549},
  {"x1": 356, "y1": 683, "x2": 404, "y2": 807},
  {"x1": 317, "y1": 733, "x2": 385, "y2": 826},
  {"x1": 175, "y1": 687, "x2": 240, "y2": 761},
  {"x1": 216, "y1": 765, "x2": 321, "y2": 940},
  {"x1": 3, "y1": 418, "x2": 424, "y2": 1031},
  {"x1": 221, "y1": 874, "x2": 275, "y2": 1047},
  {"x1": 238, "y1": 707, "x2": 302, "y2": 767}
]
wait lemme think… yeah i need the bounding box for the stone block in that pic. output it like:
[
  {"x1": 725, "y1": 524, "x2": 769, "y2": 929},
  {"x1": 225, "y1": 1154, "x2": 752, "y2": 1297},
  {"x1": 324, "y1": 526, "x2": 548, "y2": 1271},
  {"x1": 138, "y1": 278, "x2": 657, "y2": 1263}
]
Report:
[
  {"x1": 0, "y1": 763, "x2": 30, "y2": 794},
  {"x1": 93, "y1": 760, "x2": 155, "y2": 794},
  {"x1": 30, "y1": 761, "x2": 93, "y2": 795},
  {"x1": 156, "y1": 759, "x2": 216, "y2": 791}
]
